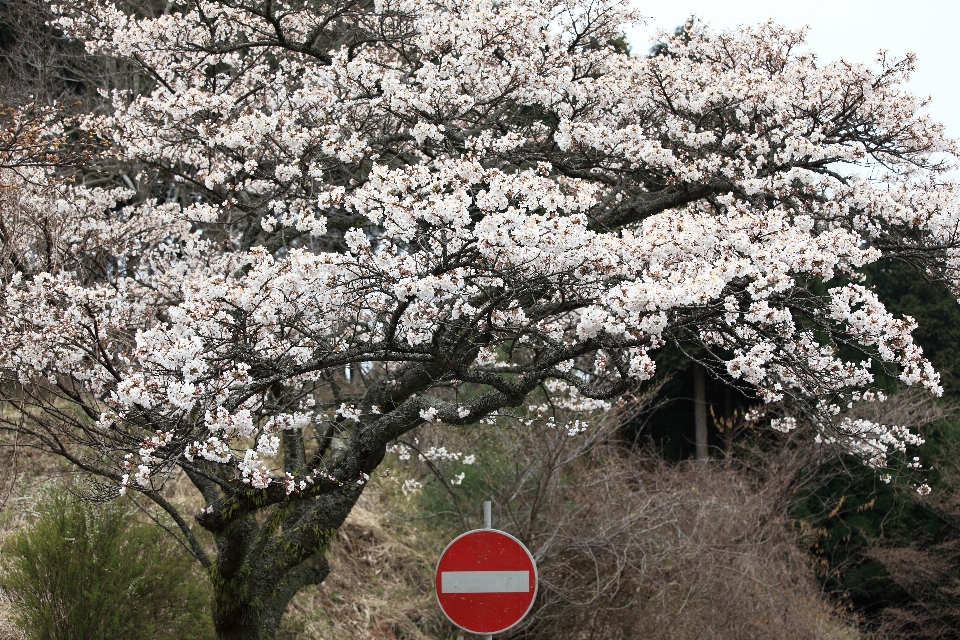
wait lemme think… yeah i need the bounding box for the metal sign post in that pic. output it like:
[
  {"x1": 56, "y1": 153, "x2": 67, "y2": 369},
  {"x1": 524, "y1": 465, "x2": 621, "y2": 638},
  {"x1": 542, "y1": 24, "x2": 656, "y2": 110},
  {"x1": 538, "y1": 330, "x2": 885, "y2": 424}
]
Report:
[{"x1": 483, "y1": 500, "x2": 492, "y2": 640}]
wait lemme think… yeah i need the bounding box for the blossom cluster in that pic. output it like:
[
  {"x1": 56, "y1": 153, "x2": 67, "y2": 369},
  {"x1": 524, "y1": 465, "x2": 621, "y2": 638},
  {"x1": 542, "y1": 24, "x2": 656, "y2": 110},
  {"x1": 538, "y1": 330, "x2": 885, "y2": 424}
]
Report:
[
  {"x1": 0, "y1": 0, "x2": 956, "y2": 496},
  {"x1": 386, "y1": 441, "x2": 475, "y2": 493}
]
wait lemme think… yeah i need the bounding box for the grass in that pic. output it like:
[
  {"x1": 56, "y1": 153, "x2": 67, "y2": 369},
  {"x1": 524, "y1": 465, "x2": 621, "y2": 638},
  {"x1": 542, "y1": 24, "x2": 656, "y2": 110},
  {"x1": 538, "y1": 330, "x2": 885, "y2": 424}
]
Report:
[{"x1": 0, "y1": 422, "x2": 873, "y2": 640}]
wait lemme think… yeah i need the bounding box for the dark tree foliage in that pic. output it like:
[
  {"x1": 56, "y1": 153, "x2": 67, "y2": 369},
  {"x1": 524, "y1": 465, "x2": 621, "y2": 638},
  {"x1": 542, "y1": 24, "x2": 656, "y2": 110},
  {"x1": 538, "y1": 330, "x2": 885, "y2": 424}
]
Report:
[{"x1": 787, "y1": 261, "x2": 960, "y2": 637}]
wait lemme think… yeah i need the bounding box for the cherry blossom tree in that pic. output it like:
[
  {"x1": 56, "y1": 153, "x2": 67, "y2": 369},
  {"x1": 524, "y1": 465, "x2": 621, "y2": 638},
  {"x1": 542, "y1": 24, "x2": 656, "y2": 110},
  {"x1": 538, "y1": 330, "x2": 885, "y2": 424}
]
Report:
[{"x1": 1, "y1": 1, "x2": 959, "y2": 637}]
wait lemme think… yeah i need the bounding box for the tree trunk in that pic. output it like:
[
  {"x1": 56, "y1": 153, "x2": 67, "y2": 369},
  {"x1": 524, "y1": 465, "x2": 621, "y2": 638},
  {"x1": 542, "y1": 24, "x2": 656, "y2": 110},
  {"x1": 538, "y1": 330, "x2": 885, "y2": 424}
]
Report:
[
  {"x1": 209, "y1": 532, "x2": 332, "y2": 640},
  {"x1": 187, "y1": 366, "x2": 473, "y2": 638},
  {"x1": 693, "y1": 363, "x2": 708, "y2": 461},
  {"x1": 206, "y1": 506, "x2": 339, "y2": 640}
]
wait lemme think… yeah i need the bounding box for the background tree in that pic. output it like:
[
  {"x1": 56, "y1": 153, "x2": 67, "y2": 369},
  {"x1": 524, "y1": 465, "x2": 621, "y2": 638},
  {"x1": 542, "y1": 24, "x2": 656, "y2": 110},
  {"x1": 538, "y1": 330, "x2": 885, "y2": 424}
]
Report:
[
  {"x1": 1, "y1": 2, "x2": 959, "y2": 638},
  {"x1": 788, "y1": 260, "x2": 960, "y2": 638}
]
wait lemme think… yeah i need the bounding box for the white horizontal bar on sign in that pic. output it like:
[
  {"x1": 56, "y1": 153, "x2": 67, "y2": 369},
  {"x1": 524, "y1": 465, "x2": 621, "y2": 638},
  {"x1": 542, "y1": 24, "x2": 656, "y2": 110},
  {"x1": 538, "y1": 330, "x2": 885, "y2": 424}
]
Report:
[{"x1": 441, "y1": 570, "x2": 529, "y2": 593}]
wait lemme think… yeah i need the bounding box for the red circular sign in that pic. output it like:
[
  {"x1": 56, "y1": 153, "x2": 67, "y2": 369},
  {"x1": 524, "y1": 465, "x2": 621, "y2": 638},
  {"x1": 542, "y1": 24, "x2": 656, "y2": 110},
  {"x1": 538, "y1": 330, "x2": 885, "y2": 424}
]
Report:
[{"x1": 435, "y1": 529, "x2": 538, "y2": 634}]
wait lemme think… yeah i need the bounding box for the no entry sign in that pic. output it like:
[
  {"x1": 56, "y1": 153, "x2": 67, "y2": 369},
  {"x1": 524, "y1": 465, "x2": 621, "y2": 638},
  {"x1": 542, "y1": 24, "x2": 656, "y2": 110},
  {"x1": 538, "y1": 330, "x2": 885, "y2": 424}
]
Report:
[{"x1": 435, "y1": 529, "x2": 538, "y2": 635}]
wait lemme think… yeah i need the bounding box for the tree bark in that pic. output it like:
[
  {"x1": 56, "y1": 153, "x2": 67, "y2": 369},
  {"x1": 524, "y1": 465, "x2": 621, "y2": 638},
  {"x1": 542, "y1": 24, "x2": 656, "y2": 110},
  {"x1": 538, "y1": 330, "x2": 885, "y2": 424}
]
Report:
[
  {"x1": 199, "y1": 480, "x2": 367, "y2": 640},
  {"x1": 693, "y1": 363, "x2": 708, "y2": 461},
  {"x1": 209, "y1": 560, "x2": 330, "y2": 640},
  {"x1": 207, "y1": 514, "x2": 336, "y2": 640}
]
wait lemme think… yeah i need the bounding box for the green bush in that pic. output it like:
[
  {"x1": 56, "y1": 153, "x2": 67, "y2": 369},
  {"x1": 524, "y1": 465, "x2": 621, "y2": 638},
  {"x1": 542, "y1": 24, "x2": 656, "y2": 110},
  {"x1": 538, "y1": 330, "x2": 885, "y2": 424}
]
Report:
[{"x1": 0, "y1": 485, "x2": 215, "y2": 640}]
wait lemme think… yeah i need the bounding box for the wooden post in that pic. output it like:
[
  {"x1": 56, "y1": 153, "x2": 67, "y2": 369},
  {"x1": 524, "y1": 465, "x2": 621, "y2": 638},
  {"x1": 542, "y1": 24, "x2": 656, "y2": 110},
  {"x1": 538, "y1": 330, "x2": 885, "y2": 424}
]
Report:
[{"x1": 694, "y1": 363, "x2": 708, "y2": 461}]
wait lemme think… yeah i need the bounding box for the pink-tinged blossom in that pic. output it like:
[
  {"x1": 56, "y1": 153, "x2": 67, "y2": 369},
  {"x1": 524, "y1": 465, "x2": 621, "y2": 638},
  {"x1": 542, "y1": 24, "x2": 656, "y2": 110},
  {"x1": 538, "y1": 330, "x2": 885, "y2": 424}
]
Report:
[{"x1": 0, "y1": 0, "x2": 950, "y2": 544}]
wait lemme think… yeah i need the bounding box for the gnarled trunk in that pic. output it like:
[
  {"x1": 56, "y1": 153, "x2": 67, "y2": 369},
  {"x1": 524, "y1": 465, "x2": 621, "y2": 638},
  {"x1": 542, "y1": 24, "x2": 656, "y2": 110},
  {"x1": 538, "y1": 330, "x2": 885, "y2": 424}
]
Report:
[
  {"x1": 210, "y1": 554, "x2": 330, "y2": 640},
  {"x1": 208, "y1": 516, "x2": 334, "y2": 640}
]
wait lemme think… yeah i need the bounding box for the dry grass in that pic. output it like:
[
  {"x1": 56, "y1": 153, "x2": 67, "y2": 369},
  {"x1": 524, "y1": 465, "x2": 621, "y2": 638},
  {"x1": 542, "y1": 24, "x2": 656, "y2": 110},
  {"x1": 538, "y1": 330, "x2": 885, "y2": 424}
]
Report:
[
  {"x1": 540, "y1": 459, "x2": 864, "y2": 640},
  {"x1": 262, "y1": 438, "x2": 871, "y2": 640},
  {"x1": 386, "y1": 411, "x2": 871, "y2": 640},
  {"x1": 0, "y1": 420, "x2": 870, "y2": 640}
]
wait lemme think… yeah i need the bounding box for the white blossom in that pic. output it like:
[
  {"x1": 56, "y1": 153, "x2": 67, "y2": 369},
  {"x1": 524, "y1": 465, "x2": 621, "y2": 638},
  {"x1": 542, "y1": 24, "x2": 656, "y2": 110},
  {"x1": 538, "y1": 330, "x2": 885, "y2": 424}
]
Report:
[
  {"x1": 401, "y1": 479, "x2": 423, "y2": 495},
  {"x1": 0, "y1": 0, "x2": 953, "y2": 502}
]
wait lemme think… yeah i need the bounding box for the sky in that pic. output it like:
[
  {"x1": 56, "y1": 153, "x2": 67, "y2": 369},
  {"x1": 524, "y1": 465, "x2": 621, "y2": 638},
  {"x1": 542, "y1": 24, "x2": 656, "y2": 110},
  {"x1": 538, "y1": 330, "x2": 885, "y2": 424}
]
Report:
[{"x1": 624, "y1": 1, "x2": 960, "y2": 144}]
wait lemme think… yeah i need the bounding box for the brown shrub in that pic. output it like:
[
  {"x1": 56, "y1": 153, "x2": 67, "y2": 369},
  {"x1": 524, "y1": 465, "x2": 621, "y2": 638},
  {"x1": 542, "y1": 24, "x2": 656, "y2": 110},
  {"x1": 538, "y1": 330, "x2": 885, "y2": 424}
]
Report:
[
  {"x1": 0, "y1": 398, "x2": 867, "y2": 640},
  {"x1": 522, "y1": 456, "x2": 859, "y2": 640},
  {"x1": 386, "y1": 398, "x2": 864, "y2": 640}
]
